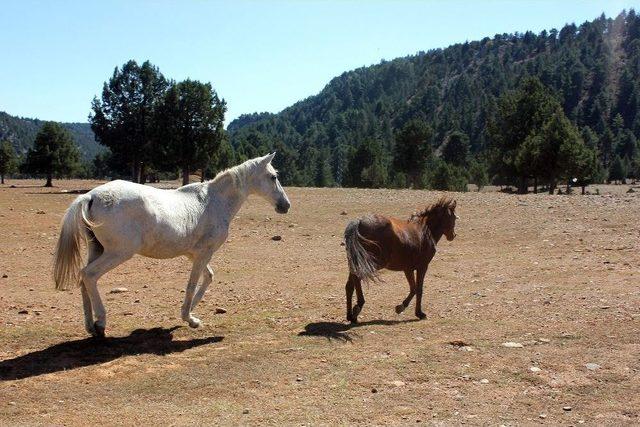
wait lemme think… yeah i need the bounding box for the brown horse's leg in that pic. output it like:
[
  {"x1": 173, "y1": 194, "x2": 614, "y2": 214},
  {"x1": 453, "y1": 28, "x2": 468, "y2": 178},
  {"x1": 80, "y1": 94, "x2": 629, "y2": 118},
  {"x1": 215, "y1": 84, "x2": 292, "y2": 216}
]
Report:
[
  {"x1": 351, "y1": 278, "x2": 365, "y2": 323},
  {"x1": 415, "y1": 266, "x2": 428, "y2": 319},
  {"x1": 346, "y1": 273, "x2": 356, "y2": 322},
  {"x1": 396, "y1": 269, "x2": 416, "y2": 314}
]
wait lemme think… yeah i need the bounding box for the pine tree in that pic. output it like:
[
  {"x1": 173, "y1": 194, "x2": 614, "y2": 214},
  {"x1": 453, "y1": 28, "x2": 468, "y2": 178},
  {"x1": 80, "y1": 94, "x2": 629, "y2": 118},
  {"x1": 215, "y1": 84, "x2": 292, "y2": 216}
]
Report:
[
  {"x1": 442, "y1": 130, "x2": 470, "y2": 167},
  {"x1": 345, "y1": 139, "x2": 388, "y2": 188},
  {"x1": 154, "y1": 80, "x2": 226, "y2": 185},
  {"x1": 468, "y1": 159, "x2": 489, "y2": 191},
  {"x1": 608, "y1": 155, "x2": 627, "y2": 183},
  {"x1": 0, "y1": 140, "x2": 17, "y2": 184},
  {"x1": 430, "y1": 159, "x2": 468, "y2": 192},
  {"x1": 489, "y1": 77, "x2": 562, "y2": 193},
  {"x1": 23, "y1": 122, "x2": 80, "y2": 187},
  {"x1": 90, "y1": 60, "x2": 168, "y2": 182},
  {"x1": 393, "y1": 119, "x2": 433, "y2": 188}
]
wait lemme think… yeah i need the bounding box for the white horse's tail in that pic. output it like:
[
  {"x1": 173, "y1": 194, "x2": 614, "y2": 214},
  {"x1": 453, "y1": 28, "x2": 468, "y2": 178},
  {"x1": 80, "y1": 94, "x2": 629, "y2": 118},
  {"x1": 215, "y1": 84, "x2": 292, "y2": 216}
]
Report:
[{"x1": 53, "y1": 194, "x2": 94, "y2": 290}]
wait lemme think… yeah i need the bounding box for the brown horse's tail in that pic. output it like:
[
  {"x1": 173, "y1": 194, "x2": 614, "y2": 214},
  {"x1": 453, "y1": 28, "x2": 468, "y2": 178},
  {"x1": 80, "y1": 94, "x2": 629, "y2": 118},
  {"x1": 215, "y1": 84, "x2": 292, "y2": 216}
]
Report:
[{"x1": 344, "y1": 219, "x2": 380, "y2": 282}]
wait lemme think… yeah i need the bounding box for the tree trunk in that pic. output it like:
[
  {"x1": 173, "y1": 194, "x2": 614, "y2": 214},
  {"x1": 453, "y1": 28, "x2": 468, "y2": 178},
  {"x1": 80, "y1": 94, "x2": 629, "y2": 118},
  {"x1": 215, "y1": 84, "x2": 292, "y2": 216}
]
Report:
[
  {"x1": 182, "y1": 165, "x2": 190, "y2": 186},
  {"x1": 533, "y1": 177, "x2": 538, "y2": 194},
  {"x1": 140, "y1": 163, "x2": 147, "y2": 185},
  {"x1": 136, "y1": 162, "x2": 143, "y2": 184},
  {"x1": 518, "y1": 176, "x2": 528, "y2": 194},
  {"x1": 1, "y1": 174, "x2": 4, "y2": 184},
  {"x1": 200, "y1": 170, "x2": 205, "y2": 183},
  {"x1": 566, "y1": 180, "x2": 571, "y2": 194},
  {"x1": 131, "y1": 158, "x2": 138, "y2": 183},
  {"x1": 548, "y1": 179, "x2": 556, "y2": 195},
  {"x1": 581, "y1": 185, "x2": 586, "y2": 195},
  {"x1": 45, "y1": 172, "x2": 53, "y2": 187}
]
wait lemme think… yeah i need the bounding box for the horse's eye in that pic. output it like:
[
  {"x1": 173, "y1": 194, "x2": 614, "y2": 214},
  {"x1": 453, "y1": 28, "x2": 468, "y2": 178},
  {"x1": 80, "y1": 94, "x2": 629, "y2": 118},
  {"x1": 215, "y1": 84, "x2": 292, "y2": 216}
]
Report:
[{"x1": 271, "y1": 175, "x2": 277, "y2": 181}]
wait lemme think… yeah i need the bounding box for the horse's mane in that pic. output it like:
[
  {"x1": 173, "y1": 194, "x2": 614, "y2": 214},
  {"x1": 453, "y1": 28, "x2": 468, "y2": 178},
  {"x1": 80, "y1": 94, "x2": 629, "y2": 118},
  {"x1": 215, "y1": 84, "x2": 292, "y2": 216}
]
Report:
[
  {"x1": 409, "y1": 196, "x2": 456, "y2": 222},
  {"x1": 209, "y1": 160, "x2": 253, "y2": 191}
]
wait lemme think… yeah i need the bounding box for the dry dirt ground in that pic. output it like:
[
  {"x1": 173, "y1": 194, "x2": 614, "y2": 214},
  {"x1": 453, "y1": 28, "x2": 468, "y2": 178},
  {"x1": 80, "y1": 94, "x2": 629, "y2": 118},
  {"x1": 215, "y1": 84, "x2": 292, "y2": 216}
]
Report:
[{"x1": 0, "y1": 179, "x2": 639, "y2": 426}]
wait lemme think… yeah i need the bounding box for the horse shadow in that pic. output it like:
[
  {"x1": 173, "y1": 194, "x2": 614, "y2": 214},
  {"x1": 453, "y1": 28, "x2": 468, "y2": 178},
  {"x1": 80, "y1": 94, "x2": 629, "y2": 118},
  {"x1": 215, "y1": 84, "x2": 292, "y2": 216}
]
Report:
[
  {"x1": 25, "y1": 189, "x2": 91, "y2": 195},
  {"x1": 298, "y1": 318, "x2": 420, "y2": 342},
  {"x1": 0, "y1": 327, "x2": 223, "y2": 381}
]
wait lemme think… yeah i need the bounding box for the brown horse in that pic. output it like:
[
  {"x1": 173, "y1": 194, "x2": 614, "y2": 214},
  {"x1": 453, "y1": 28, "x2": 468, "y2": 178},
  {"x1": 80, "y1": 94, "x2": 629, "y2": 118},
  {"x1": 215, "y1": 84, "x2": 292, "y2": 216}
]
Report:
[{"x1": 343, "y1": 197, "x2": 458, "y2": 323}]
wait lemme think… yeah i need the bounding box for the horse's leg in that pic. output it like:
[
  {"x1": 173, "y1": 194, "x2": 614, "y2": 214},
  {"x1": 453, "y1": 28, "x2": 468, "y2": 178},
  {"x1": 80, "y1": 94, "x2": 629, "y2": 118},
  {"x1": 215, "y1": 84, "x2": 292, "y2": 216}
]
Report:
[
  {"x1": 414, "y1": 266, "x2": 428, "y2": 319},
  {"x1": 395, "y1": 269, "x2": 416, "y2": 314},
  {"x1": 345, "y1": 273, "x2": 356, "y2": 322},
  {"x1": 80, "y1": 251, "x2": 133, "y2": 337},
  {"x1": 191, "y1": 264, "x2": 214, "y2": 310},
  {"x1": 80, "y1": 241, "x2": 103, "y2": 334},
  {"x1": 181, "y1": 253, "x2": 212, "y2": 328},
  {"x1": 352, "y1": 277, "x2": 365, "y2": 323}
]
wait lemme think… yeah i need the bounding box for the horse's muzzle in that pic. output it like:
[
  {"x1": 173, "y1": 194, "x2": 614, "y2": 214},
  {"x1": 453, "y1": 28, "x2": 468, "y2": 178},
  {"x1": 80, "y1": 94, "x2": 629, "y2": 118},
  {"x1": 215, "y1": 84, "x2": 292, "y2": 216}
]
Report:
[{"x1": 276, "y1": 200, "x2": 290, "y2": 214}]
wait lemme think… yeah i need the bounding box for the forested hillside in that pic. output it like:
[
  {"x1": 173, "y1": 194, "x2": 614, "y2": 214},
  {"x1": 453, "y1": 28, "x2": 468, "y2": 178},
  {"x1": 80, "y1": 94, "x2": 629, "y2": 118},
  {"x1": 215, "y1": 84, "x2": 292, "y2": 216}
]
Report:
[
  {"x1": 0, "y1": 112, "x2": 102, "y2": 160},
  {"x1": 228, "y1": 11, "x2": 640, "y2": 188}
]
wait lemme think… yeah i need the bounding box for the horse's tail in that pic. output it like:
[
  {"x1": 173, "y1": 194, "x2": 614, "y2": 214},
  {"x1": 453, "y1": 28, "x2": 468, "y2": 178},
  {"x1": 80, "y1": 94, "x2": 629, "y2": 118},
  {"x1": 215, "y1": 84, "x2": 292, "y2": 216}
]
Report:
[
  {"x1": 53, "y1": 194, "x2": 95, "y2": 290},
  {"x1": 344, "y1": 219, "x2": 380, "y2": 282}
]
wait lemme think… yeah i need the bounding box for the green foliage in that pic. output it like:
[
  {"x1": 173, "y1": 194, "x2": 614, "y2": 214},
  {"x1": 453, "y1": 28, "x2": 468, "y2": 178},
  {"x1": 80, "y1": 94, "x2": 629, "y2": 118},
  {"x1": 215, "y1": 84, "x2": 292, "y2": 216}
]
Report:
[
  {"x1": 393, "y1": 119, "x2": 433, "y2": 188},
  {"x1": 226, "y1": 11, "x2": 640, "y2": 192},
  {"x1": 205, "y1": 138, "x2": 236, "y2": 179},
  {"x1": 22, "y1": 122, "x2": 81, "y2": 186},
  {"x1": 608, "y1": 155, "x2": 627, "y2": 182},
  {"x1": 89, "y1": 60, "x2": 168, "y2": 182},
  {"x1": 0, "y1": 140, "x2": 18, "y2": 183},
  {"x1": 468, "y1": 159, "x2": 489, "y2": 191},
  {"x1": 153, "y1": 79, "x2": 226, "y2": 184},
  {"x1": 344, "y1": 139, "x2": 388, "y2": 188},
  {"x1": 441, "y1": 131, "x2": 470, "y2": 167},
  {"x1": 429, "y1": 158, "x2": 468, "y2": 192},
  {"x1": 489, "y1": 77, "x2": 562, "y2": 190},
  {"x1": 0, "y1": 112, "x2": 103, "y2": 161}
]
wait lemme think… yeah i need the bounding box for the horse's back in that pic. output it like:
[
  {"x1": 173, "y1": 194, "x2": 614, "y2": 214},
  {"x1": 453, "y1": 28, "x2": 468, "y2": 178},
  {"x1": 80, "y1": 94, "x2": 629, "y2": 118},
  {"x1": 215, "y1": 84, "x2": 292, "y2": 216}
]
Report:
[{"x1": 90, "y1": 180, "x2": 161, "y2": 205}]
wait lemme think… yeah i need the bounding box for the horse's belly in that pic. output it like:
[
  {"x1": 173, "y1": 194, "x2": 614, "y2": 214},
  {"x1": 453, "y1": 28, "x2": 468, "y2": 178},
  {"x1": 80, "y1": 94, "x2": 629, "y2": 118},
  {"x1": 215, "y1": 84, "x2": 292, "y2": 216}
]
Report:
[{"x1": 138, "y1": 235, "x2": 191, "y2": 259}]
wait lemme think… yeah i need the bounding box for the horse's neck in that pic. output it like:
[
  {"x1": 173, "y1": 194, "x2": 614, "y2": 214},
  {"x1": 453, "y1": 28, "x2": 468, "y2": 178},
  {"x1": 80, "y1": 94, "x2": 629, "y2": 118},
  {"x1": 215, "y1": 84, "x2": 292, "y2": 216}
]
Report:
[
  {"x1": 206, "y1": 169, "x2": 250, "y2": 222},
  {"x1": 423, "y1": 216, "x2": 444, "y2": 245}
]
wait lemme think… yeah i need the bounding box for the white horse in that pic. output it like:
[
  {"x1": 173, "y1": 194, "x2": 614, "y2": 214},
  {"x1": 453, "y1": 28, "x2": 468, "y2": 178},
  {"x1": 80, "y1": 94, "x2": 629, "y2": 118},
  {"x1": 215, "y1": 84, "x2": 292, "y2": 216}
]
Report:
[{"x1": 53, "y1": 153, "x2": 290, "y2": 337}]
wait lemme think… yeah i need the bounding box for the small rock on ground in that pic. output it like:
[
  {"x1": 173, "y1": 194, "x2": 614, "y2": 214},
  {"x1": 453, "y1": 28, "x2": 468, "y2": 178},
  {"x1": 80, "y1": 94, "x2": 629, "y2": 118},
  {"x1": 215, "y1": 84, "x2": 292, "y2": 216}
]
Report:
[
  {"x1": 109, "y1": 287, "x2": 128, "y2": 294},
  {"x1": 502, "y1": 341, "x2": 524, "y2": 348},
  {"x1": 215, "y1": 307, "x2": 227, "y2": 314},
  {"x1": 585, "y1": 363, "x2": 601, "y2": 371},
  {"x1": 271, "y1": 235, "x2": 282, "y2": 241}
]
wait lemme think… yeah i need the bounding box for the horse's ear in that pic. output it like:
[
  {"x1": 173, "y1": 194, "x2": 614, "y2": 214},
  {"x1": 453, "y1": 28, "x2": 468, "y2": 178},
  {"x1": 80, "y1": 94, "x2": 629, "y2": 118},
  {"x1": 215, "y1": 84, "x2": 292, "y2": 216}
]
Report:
[
  {"x1": 451, "y1": 200, "x2": 457, "y2": 210},
  {"x1": 261, "y1": 152, "x2": 276, "y2": 166}
]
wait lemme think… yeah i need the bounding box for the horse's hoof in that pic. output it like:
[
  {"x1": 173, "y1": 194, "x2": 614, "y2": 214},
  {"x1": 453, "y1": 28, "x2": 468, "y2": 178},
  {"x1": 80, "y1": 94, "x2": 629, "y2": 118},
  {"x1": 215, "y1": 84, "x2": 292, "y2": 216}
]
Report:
[
  {"x1": 352, "y1": 305, "x2": 362, "y2": 317},
  {"x1": 85, "y1": 322, "x2": 96, "y2": 335},
  {"x1": 415, "y1": 312, "x2": 427, "y2": 320},
  {"x1": 395, "y1": 304, "x2": 405, "y2": 314},
  {"x1": 93, "y1": 322, "x2": 105, "y2": 338},
  {"x1": 350, "y1": 317, "x2": 358, "y2": 325},
  {"x1": 188, "y1": 317, "x2": 202, "y2": 328},
  {"x1": 346, "y1": 314, "x2": 354, "y2": 323}
]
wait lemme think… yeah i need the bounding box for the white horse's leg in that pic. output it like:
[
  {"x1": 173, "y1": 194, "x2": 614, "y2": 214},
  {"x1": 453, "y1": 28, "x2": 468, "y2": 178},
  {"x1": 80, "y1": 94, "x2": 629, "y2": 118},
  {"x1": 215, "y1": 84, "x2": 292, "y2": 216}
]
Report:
[
  {"x1": 81, "y1": 241, "x2": 103, "y2": 335},
  {"x1": 191, "y1": 264, "x2": 214, "y2": 310},
  {"x1": 182, "y1": 254, "x2": 212, "y2": 328},
  {"x1": 80, "y1": 251, "x2": 132, "y2": 337}
]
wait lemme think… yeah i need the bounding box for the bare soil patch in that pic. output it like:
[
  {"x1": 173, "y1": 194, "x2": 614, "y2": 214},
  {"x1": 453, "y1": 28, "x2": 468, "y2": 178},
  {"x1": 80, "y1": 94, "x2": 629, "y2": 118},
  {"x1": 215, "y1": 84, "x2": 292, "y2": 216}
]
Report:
[{"x1": 1, "y1": 180, "x2": 639, "y2": 425}]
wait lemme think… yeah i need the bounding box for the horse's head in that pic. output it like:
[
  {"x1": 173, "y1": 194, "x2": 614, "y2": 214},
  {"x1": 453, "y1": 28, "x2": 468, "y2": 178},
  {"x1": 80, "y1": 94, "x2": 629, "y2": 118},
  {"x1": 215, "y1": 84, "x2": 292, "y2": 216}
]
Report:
[
  {"x1": 442, "y1": 199, "x2": 458, "y2": 241},
  {"x1": 249, "y1": 153, "x2": 291, "y2": 214}
]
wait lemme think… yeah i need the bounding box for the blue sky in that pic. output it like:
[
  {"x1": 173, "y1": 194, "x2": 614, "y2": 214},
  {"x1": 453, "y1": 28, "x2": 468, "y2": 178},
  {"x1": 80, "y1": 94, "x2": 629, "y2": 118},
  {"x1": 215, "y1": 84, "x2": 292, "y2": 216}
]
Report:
[{"x1": 1, "y1": 0, "x2": 637, "y2": 125}]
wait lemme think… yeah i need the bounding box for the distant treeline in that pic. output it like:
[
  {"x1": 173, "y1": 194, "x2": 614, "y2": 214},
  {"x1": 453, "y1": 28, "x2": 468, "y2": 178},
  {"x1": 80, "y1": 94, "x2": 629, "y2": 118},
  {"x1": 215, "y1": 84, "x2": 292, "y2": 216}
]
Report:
[
  {"x1": 227, "y1": 10, "x2": 640, "y2": 192},
  {"x1": 2, "y1": 10, "x2": 640, "y2": 192}
]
